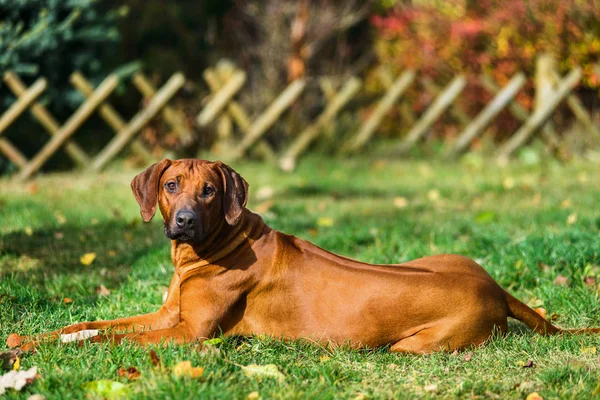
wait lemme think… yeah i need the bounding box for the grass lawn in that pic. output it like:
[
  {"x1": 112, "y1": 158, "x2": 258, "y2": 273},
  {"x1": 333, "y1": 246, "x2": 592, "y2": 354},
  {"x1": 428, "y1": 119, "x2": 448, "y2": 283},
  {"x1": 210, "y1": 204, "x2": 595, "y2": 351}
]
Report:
[{"x1": 1, "y1": 155, "x2": 599, "y2": 399}]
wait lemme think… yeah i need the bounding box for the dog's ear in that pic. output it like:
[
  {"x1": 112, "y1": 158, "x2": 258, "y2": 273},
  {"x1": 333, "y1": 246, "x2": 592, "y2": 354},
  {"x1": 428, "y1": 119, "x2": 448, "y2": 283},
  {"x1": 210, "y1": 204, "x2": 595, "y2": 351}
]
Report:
[
  {"x1": 215, "y1": 161, "x2": 249, "y2": 225},
  {"x1": 130, "y1": 159, "x2": 172, "y2": 222}
]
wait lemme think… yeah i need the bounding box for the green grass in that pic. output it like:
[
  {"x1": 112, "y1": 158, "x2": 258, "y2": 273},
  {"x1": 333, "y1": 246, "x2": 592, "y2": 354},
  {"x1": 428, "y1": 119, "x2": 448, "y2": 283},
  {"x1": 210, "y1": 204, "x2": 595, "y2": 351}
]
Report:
[{"x1": 1, "y1": 155, "x2": 599, "y2": 399}]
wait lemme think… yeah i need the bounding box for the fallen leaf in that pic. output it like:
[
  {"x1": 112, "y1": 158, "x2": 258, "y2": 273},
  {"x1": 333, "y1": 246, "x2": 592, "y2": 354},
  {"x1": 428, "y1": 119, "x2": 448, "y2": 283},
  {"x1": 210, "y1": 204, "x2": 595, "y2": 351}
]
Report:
[
  {"x1": 63, "y1": 298, "x2": 73, "y2": 304},
  {"x1": 0, "y1": 350, "x2": 22, "y2": 371},
  {"x1": 117, "y1": 367, "x2": 140, "y2": 380},
  {"x1": 567, "y1": 213, "x2": 577, "y2": 225},
  {"x1": 526, "y1": 392, "x2": 543, "y2": 400},
  {"x1": 203, "y1": 338, "x2": 223, "y2": 346},
  {"x1": 319, "y1": 355, "x2": 330, "y2": 362},
  {"x1": 80, "y1": 253, "x2": 96, "y2": 266},
  {"x1": 27, "y1": 394, "x2": 46, "y2": 400},
  {"x1": 582, "y1": 347, "x2": 597, "y2": 355},
  {"x1": 54, "y1": 212, "x2": 67, "y2": 225},
  {"x1": 26, "y1": 183, "x2": 38, "y2": 195},
  {"x1": 534, "y1": 308, "x2": 547, "y2": 319},
  {"x1": 91, "y1": 218, "x2": 99, "y2": 225},
  {"x1": 241, "y1": 364, "x2": 285, "y2": 382},
  {"x1": 108, "y1": 250, "x2": 117, "y2": 257},
  {"x1": 6, "y1": 334, "x2": 22, "y2": 348},
  {"x1": 427, "y1": 189, "x2": 440, "y2": 202},
  {"x1": 485, "y1": 390, "x2": 501, "y2": 399},
  {"x1": 553, "y1": 275, "x2": 570, "y2": 286},
  {"x1": 0, "y1": 367, "x2": 37, "y2": 395},
  {"x1": 96, "y1": 285, "x2": 111, "y2": 296},
  {"x1": 173, "y1": 361, "x2": 204, "y2": 378},
  {"x1": 463, "y1": 352, "x2": 473, "y2": 362},
  {"x1": 503, "y1": 177, "x2": 515, "y2": 190},
  {"x1": 316, "y1": 217, "x2": 334, "y2": 227},
  {"x1": 54, "y1": 232, "x2": 64, "y2": 240},
  {"x1": 583, "y1": 276, "x2": 596, "y2": 287},
  {"x1": 82, "y1": 380, "x2": 128, "y2": 399},
  {"x1": 393, "y1": 197, "x2": 409, "y2": 209},
  {"x1": 424, "y1": 383, "x2": 438, "y2": 392},
  {"x1": 24, "y1": 227, "x2": 33, "y2": 237},
  {"x1": 308, "y1": 228, "x2": 319, "y2": 237},
  {"x1": 124, "y1": 232, "x2": 133, "y2": 241},
  {"x1": 246, "y1": 391, "x2": 261, "y2": 400},
  {"x1": 149, "y1": 350, "x2": 160, "y2": 367},
  {"x1": 560, "y1": 199, "x2": 572, "y2": 209},
  {"x1": 522, "y1": 360, "x2": 534, "y2": 368}
]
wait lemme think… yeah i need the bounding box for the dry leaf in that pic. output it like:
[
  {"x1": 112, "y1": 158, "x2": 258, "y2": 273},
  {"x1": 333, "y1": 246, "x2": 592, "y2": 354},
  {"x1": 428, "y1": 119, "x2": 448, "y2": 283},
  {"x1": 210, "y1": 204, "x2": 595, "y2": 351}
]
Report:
[
  {"x1": 54, "y1": 212, "x2": 67, "y2": 225},
  {"x1": 117, "y1": 367, "x2": 140, "y2": 380},
  {"x1": 246, "y1": 391, "x2": 261, "y2": 400},
  {"x1": 560, "y1": 199, "x2": 572, "y2": 209},
  {"x1": 241, "y1": 364, "x2": 285, "y2": 382},
  {"x1": 149, "y1": 350, "x2": 161, "y2": 367},
  {"x1": 316, "y1": 217, "x2": 334, "y2": 227},
  {"x1": 582, "y1": 347, "x2": 597, "y2": 355},
  {"x1": 24, "y1": 227, "x2": 33, "y2": 237},
  {"x1": 503, "y1": 177, "x2": 515, "y2": 190},
  {"x1": 534, "y1": 308, "x2": 547, "y2": 319},
  {"x1": 26, "y1": 183, "x2": 39, "y2": 195},
  {"x1": 54, "y1": 232, "x2": 64, "y2": 240},
  {"x1": 463, "y1": 352, "x2": 473, "y2": 362},
  {"x1": 0, "y1": 350, "x2": 22, "y2": 371},
  {"x1": 393, "y1": 197, "x2": 409, "y2": 209},
  {"x1": 0, "y1": 367, "x2": 37, "y2": 395},
  {"x1": 427, "y1": 189, "x2": 440, "y2": 202},
  {"x1": 526, "y1": 392, "x2": 543, "y2": 400},
  {"x1": 424, "y1": 383, "x2": 438, "y2": 393},
  {"x1": 96, "y1": 285, "x2": 111, "y2": 296},
  {"x1": 522, "y1": 360, "x2": 534, "y2": 368},
  {"x1": 566, "y1": 213, "x2": 577, "y2": 225},
  {"x1": 319, "y1": 355, "x2": 330, "y2": 362},
  {"x1": 583, "y1": 276, "x2": 596, "y2": 287},
  {"x1": 173, "y1": 361, "x2": 204, "y2": 378},
  {"x1": 62, "y1": 298, "x2": 73, "y2": 304},
  {"x1": 553, "y1": 275, "x2": 570, "y2": 286},
  {"x1": 80, "y1": 252, "x2": 96, "y2": 266}
]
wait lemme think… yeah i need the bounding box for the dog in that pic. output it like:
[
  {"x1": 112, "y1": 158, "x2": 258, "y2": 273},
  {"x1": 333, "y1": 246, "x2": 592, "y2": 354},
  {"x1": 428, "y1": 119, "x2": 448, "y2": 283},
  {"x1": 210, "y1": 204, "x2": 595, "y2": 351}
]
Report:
[{"x1": 8, "y1": 159, "x2": 599, "y2": 354}]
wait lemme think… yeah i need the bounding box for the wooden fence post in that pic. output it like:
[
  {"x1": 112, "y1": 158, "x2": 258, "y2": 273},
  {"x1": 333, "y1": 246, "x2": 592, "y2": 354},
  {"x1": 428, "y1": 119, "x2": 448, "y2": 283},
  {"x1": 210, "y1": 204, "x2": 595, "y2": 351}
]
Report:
[
  {"x1": 447, "y1": 72, "x2": 526, "y2": 157},
  {"x1": 197, "y1": 70, "x2": 246, "y2": 127},
  {"x1": 343, "y1": 70, "x2": 415, "y2": 152},
  {"x1": 497, "y1": 67, "x2": 582, "y2": 160},
  {"x1": 227, "y1": 79, "x2": 306, "y2": 162},
  {"x1": 91, "y1": 73, "x2": 185, "y2": 171},
  {"x1": 393, "y1": 75, "x2": 467, "y2": 154},
  {"x1": 133, "y1": 73, "x2": 194, "y2": 146},
  {"x1": 280, "y1": 77, "x2": 362, "y2": 171},
  {"x1": 70, "y1": 72, "x2": 155, "y2": 163},
  {"x1": 3, "y1": 72, "x2": 91, "y2": 167},
  {"x1": 18, "y1": 75, "x2": 119, "y2": 179}
]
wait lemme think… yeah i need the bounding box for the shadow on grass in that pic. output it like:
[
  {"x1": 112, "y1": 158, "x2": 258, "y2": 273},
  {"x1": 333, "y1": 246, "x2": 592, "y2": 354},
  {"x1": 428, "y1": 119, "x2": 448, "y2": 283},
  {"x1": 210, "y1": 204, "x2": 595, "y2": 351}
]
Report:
[{"x1": 0, "y1": 219, "x2": 167, "y2": 290}]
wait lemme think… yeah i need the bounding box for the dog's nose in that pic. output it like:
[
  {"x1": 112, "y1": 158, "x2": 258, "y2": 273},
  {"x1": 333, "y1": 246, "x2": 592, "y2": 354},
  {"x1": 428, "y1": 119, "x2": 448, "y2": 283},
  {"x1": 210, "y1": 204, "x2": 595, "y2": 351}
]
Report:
[{"x1": 175, "y1": 210, "x2": 196, "y2": 229}]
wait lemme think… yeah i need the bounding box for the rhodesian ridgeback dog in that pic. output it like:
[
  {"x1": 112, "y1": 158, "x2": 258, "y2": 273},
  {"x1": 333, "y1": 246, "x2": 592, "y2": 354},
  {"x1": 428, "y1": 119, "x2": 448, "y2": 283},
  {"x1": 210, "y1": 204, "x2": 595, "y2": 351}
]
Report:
[{"x1": 8, "y1": 159, "x2": 599, "y2": 354}]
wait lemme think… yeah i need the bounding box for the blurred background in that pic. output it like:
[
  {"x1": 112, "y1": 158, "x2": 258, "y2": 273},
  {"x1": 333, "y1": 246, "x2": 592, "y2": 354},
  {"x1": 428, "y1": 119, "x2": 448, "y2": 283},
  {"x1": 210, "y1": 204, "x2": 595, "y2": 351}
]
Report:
[{"x1": 1, "y1": 0, "x2": 600, "y2": 175}]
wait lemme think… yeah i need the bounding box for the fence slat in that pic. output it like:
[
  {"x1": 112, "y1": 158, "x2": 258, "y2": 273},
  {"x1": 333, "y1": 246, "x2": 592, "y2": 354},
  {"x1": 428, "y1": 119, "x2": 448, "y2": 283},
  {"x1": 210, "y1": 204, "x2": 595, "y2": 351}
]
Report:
[
  {"x1": 91, "y1": 73, "x2": 185, "y2": 171},
  {"x1": 448, "y1": 72, "x2": 526, "y2": 156},
  {"x1": 197, "y1": 70, "x2": 246, "y2": 126},
  {"x1": 280, "y1": 77, "x2": 362, "y2": 171},
  {"x1": 344, "y1": 70, "x2": 415, "y2": 152},
  {"x1": 421, "y1": 77, "x2": 470, "y2": 126},
  {"x1": 479, "y1": 74, "x2": 529, "y2": 122},
  {"x1": 0, "y1": 139, "x2": 28, "y2": 169},
  {"x1": 133, "y1": 73, "x2": 194, "y2": 145},
  {"x1": 394, "y1": 75, "x2": 467, "y2": 154},
  {"x1": 70, "y1": 72, "x2": 155, "y2": 163},
  {"x1": 0, "y1": 78, "x2": 47, "y2": 135},
  {"x1": 228, "y1": 79, "x2": 306, "y2": 161},
  {"x1": 498, "y1": 68, "x2": 582, "y2": 160},
  {"x1": 18, "y1": 75, "x2": 119, "y2": 179},
  {"x1": 3, "y1": 72, "x2": 91, "y2": 167}
]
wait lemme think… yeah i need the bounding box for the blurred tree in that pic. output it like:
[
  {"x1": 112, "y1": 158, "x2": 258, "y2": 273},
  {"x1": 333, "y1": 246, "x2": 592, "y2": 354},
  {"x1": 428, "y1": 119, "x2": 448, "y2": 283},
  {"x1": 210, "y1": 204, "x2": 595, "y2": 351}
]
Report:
[{"x1": 0, "y1": 0, "x2": 126, "y2": 110}]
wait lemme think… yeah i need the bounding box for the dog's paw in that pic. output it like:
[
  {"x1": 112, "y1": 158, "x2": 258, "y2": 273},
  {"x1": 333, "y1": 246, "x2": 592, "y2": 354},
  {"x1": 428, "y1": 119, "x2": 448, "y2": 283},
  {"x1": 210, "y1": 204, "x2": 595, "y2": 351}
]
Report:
[{"x1": 6, "y1": 333, "x2": 23, "y2": 348}]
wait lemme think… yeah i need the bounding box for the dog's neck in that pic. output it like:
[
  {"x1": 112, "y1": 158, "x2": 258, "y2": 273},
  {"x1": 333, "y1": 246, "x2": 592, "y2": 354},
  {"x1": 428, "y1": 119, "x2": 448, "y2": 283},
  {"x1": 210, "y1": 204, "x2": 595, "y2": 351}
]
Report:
[{"x1": 170, "y1": 209, "x2": 266, "y2": 275}]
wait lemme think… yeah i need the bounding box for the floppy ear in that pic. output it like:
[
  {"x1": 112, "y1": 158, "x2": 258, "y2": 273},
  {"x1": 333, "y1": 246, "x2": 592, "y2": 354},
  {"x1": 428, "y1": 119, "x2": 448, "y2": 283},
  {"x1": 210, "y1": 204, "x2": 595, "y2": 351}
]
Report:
[
  {"x1": 130, "y1": 159, "x2": 172, "y2": 222},
  {"x1": 215, "y1": 161, "x2": 249, "y2": 225}
]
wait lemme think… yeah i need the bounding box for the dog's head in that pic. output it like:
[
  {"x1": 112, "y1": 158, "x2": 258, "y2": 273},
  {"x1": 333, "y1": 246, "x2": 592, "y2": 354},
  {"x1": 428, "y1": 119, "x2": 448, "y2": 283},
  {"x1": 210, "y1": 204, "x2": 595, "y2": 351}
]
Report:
[{"x1": 130, "y1": 159, "x2": 248, "y2": 243}]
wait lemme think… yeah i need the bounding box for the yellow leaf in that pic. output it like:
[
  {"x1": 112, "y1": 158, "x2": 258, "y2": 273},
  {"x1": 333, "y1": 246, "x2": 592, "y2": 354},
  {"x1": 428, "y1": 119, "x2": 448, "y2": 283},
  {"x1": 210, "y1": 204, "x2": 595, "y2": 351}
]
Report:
[
  {"x1": 502, "y1": 177, "x2": 515, "y2": 190},
  {"x1": 317, "y1": 217, "x2": 334, "y2": 227},
  {"x1": 246, "y1": 391, "x2": 261, "y2": 400},
  {"x1": 55, "y1": 212, "x2": 67, "y2": 225},
  {"x1": 319, "y1": 355, "x2": 330, "y2": 362},
  {"x1": 173, "y1": 361, "x2": 204, "y2": 378},
  {"x1": 80, "y1": 252, "x2": 96, "y2": 266},
  {"x1": 526, "y1": 392, "x2": 543, "y2": 400},
  {"x1": 567, "y1": 213, "x2": 577, "y2": 225},
  {"x1": 560, "y1": 199, "x2": 572, "y2": 209},
  {"x1": 24, "y1": 227, "x2": 33, "y2": 236},
  {"x1": 241, "y1": 363, "x2": 285, "y2": 382},
  {"x1": 13, "y1": 356, "x2": 20, "y2": 371},
  {"x1": 582, "y1": 346, "x2": 597, "y2": 355},
  {"x1": 393, "y1": 197, "x2": 409, "y2": 209},
  {"x1": 427, "y1": 189, "x2": 440, "y2": 202}
]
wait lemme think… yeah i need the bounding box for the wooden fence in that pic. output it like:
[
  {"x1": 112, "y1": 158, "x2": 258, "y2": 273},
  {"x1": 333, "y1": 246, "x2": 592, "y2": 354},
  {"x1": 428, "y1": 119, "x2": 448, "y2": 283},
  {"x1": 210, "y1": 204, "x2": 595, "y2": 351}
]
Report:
[{"x1": 1, "y1": 54, "x2": 599, "y2": 179}]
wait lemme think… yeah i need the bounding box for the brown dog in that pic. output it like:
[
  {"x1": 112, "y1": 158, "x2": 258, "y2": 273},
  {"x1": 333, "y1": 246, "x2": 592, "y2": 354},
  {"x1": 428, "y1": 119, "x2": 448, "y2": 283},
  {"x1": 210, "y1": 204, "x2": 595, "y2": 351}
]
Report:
[{"x1": 9, "y1": 159, "x2": 599, "y2": 353}]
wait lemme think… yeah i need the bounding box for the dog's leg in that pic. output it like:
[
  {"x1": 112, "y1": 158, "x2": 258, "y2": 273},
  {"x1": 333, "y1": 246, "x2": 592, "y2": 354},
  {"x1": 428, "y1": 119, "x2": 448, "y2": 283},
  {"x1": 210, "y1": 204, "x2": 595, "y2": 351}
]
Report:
[
  {"x1": 9, "y1": 273, "x2": 181, "y2": 350},
  {"x1": 83, "y1": 323, "x2": 199, "y2": 346}
]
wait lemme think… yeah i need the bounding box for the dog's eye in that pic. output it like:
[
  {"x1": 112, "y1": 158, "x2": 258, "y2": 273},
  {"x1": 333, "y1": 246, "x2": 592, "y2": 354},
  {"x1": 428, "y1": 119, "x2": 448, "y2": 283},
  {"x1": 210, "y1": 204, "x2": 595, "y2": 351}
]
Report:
[
  {"x1": 165, "y1": 182, "x2": 177, "y2": 193},
  {"x1": 203, "y1": 185, "x2": 214, "y2": 196}
]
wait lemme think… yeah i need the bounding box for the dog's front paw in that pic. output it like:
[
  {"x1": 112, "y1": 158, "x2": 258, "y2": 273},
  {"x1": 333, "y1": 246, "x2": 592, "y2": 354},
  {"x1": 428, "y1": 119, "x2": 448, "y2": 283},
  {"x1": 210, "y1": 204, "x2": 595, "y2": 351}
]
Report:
[{"x1": 6, "y1": 333, "x2": 23, "y2": 348}]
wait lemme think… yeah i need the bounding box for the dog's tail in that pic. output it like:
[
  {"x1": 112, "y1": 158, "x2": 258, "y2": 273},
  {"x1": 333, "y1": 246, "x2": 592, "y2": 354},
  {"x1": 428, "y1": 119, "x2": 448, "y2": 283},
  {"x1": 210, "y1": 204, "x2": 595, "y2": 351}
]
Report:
[{"x1": 504, "y1": 290, "x2": 600, "y2": 335}]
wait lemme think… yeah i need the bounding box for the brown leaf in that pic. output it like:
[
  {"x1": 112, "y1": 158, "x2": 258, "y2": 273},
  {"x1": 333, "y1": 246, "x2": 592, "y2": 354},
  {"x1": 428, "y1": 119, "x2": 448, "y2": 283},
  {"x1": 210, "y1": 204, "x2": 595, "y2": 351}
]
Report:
[
  {"x1": 553, "y1": 275, "x2": 570, "y2": 286},
  {"x1": 463, "y1": 352, "x2": 473, "y2": 362},
  {"x1": 149, "y1": 350, "x2": 160, "y2": 367},
  {"x1": 117, "y1": 367, "x2": 140, "y2": 380},
  {"x1": 173, "y1": 361, "x2": 204, "y2": 378},
  {"x1": 63, "y1": 298, "x2": 73, "y2": 304},
  {"x1": 6, "y1": 334, "x2": 22, "y2": 349},
  {"x1": 583, "y1": 276, "x2": 596, "y2": 287},
  {"x1": 26, "y1": 183, "x2": 39, "y2": 195},
  {"x1": 0, "y1": 350, "x2": 22, "y2": 371},
  {"x1": 534, "y1": 308, "x2": 547, "y2": 319},
  {"x1": 522, "y1": 360, "x2": 534, "y2": 368},
  {"x1": 526, "y1": 392, "x2": 543, "y2": 400},
  {"x1": 96, "y1": 285, "x2": 111, "y2": 297}
]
